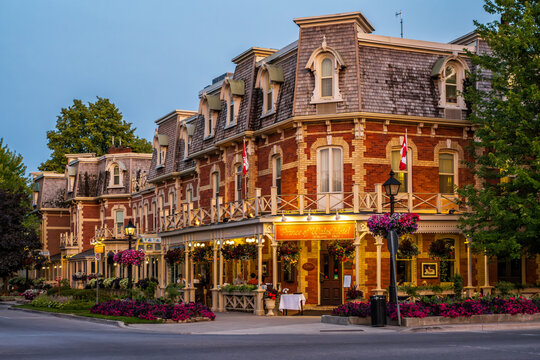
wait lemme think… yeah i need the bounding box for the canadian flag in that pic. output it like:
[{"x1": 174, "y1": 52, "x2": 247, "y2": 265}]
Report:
[
  {"x1": 399, "y1": 130, "x2": 407, "y2": 171},
  {"x1": 242, "y1": 138, "x2": 249, "y2": 175}
]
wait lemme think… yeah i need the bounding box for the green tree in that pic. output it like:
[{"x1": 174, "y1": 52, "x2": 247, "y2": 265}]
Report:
[
  {"x1": 459, "y1": 0, "x2": 540, "y2": 258},
  {"x1": 0, "y1": 140, "x2": 40, "y2": 293},
  {"x1": 39, "y1": 97, "x2": 152, "y2": 172}
]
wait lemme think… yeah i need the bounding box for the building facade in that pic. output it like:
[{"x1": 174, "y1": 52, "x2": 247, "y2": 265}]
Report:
[{"x1": 32, "y1": 11, "x2": 539, "y2": 313}]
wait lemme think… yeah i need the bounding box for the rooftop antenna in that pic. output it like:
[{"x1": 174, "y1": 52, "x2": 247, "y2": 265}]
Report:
[{"x1": 395, "y1": 10, "x2": 403, "y2": 38}]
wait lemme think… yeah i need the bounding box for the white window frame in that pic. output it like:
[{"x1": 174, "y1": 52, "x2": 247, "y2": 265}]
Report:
[
  {"x1": 305, "y1": 41, "x2": 345, "y2": 105},
  {"x1": 436, "y1": 59, "x2": 468, "y2": 110},
  {"x1": 114, "y1": 209, "x2": 124, "y2": 237},
  {"x1": 439, "y1": 152, "x2": 458, "y2": 194},
  {"x1": 255, "y1": 68, "x2": 280, "y2": 117},
  {"x1": 234, "y1": 164, "x2": 242, "y2": 201},
  {"x1": 317, "y1": 147, "x2": 343, "y2": 194},
  {"x1": 272, "y1": 155, "x2": 282, "y2": 196},
  {"x1": 391, "y1": 148, "x2": 412, "y2": 194},
  {"x1": 211, "y1": 171, "x2": 220, "y2": 198}
]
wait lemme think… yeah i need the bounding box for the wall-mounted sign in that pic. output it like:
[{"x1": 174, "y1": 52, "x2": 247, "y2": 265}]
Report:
[
  {"x1": 343, "y1": 275, "x2": 352, "y2": 288},
  {"x1": 302, "y1": 262, "x2": 315, "y2": 271},
  {"x1": 94, "y1": 245, "x2": 105, "y2": 253},
  {"x1": 275, "y1": 222, "x2": 355, "y2": 241}
]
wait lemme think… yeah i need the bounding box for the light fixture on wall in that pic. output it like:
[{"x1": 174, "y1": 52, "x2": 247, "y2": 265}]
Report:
[
  {"x1": 307, "y1": 210, "x2": 312, "y2": 221},
  {"x1": 281, "y1": 212, "x2": 286, "y2": 222},
  {"x1": 335, "y1": 210, "x2": 340, "y2": 221}
]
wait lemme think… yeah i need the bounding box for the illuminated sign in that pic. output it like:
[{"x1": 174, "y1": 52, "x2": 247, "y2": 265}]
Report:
[{"x1": 275, "y1": 222, "x2": 355, "y2": 241}]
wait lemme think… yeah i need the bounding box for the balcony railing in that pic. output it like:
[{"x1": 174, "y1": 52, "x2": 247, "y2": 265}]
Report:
[
  {"x1": 157, "y1": 184, "x2": 465, "y2": 233},
  {"x1": 60, "y1": 232, "x2": 78, "y2": 248}
]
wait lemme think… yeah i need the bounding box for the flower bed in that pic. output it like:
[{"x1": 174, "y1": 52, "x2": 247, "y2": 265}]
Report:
[
  {"x1": 90, "y1": 300, "x2": 216, "y2": 322},
  {"x1": 330, "y1": 297, "x2": 540, "y2": 321}
]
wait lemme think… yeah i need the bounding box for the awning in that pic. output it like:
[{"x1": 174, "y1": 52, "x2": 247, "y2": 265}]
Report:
[
  {"x1": 69, "y1": 248, "x2": 95, "y2": 260},
  {"x1": 206, "y1": 95, "x2": 222, "y2": 111},
  {"x1": 158, "y1": 134, "x2": 169, "y2": 146},
  {"x1": 228, "y1": 79, "x2": 245, "y2": 96},
  {"x1": 431, "y1": 56, "x2": 452, "y2": 77},
  {"x1": 266, "y1": 64, "x2": 284, "y2": 83}
]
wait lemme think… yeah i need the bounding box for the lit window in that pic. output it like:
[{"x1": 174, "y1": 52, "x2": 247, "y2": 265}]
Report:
[
  {"x1": 391, "y1": 150, "x2": 409, "y2": 193},
  {"x1": 319, "y1": 147, "x2": 343, "y2": 193},
  {"x1": 186, "y1": 187, "x2": 193, "y2": 203},
  {"x1": 115, "y1": 210, "x2": 124, "y2": 236},
  {"x1": 439, "y1": 153, "x2": 456, "y2": 194}
]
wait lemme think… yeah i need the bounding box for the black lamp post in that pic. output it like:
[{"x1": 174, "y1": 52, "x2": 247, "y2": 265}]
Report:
[
  {"x1": 124, "y1": 220, "x2": 136, "y2": 290},
  {"x1": 382, "y1": 170, "x2": 401, "y2": 304}
]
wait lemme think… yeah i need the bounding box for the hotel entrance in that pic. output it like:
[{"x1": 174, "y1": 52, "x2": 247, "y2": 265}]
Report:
[{"x1": 320, "y1": 242, "x2": 342, "y2": 306}]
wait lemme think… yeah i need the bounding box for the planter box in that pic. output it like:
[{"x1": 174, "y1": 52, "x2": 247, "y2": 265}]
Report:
[
  {"x1": 221, "y1": 291, "x2": 256, "y2": 313},
  {"x1": 397, "y1": 290, "x2": 454, "y2": 297},
  {"x1": 321, "y1": 315, "x2": 371, "y2": 325},
  {"x1": 402, "y1": 313, "x2": 540, "y2": 327}
]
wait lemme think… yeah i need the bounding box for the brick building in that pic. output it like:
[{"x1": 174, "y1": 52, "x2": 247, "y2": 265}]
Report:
[{"x1": 31, "y1": 11, "x2": 539, "y2": 313}]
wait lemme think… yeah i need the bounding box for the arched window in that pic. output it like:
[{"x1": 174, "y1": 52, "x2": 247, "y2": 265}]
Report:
[
  {"x1": 439, "y1": 153, "x2": 456, "y2": 194},
  {"x1": 272, "y1": 155, "x2": 282, "y2": 196},
  {"x1": 255, "y1": 64, "x2": 283, "y2": 116},
  {"x1": 234, "y1": 164, "x2": 242, "y2": 201},
  {"x1": 318, "y1": 147, "x2": 343, "y2": 193},
  {"x1": 321, "y1": 58, "x2": 333, "y2": 97},
  {"x1": 113, "y1": 166, "x2": 120, "y2": 186},
  {"x1": 444, "y1": 65, "x2": 458, "y2": 105}
]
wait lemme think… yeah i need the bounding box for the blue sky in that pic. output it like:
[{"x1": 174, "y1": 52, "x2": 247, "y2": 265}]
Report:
[{"x1": 0, "y1": 0, "x2": 495, "y2": 173}]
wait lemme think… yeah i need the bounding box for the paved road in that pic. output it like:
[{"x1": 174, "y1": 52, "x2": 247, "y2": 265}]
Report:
[{"x1": 1, "y1": 307, "x2": 540, "y2": 360}]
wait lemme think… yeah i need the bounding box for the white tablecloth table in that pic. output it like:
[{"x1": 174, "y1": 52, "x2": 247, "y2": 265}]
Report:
[{"x1": 279, "y1": 294, "x2": 306, "y2": 315}]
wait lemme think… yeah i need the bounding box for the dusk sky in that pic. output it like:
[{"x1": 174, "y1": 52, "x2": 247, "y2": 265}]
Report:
[{"x1": 0, "y1": 0, "x2": 495, "y2": 173}]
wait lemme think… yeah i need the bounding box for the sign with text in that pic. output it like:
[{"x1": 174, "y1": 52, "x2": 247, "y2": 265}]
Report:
[
  {"x1": 94, "y1": 245, "x2": 105, "y2": 254},
  {"x1": 343, "y1": 275, "x2": 352, "y2": 288},
  {"x1": 275, "y1": 222, "x2": 355, "y2": 241},
  {"x1": 94, "y1": 253, "x2": 101, "y2": 261}
]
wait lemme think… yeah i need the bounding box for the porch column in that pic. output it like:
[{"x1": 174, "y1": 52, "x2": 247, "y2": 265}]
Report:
[
  {"x1": 189, "y1": 242, "x2": 196, "y2": 301},
  {"x1": 159, "y1": 253, "x2": 165, "y2": 297},
  {"x1": 218, "y1": 239, "x2": 224, "y2": 312},
  {"x1": 464, "y1": 237, "x2": 475, "y2": 297},
  {"x1": 271, "y1": 240, "x2": 278, "y2": 290},
  {"x1": 184, "y1": 242, "x2": 191, "y2": 302},
  {"x1": 254, "y1": 235, "x2": 265, "y2": 316},
  {"x1": 211, "y1": 239, "x2": 219, "y2": 312},
  {"x1": 373, "y1": 236, "x2": 385, "y2": 296},
  {"x1": 354, "y1": 238, "x2": 360, "y2": 289},
  {"x1": 481, "y1": 252, "x2": 492, "y2": 295}
]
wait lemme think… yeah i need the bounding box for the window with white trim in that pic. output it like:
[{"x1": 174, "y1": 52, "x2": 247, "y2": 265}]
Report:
[
  {"x1": 439, "y1": 153, "x2": 457, "y2": 194},
  {"x1": 391, "y1": 150, "x2": 410, "y2": 193},
  {"x1": 272, "y1": 155, "x2": 281, "y2": 196},
  {"x1": 235, "y1": 164, "x2": 242, "y2": 201},
  {"x1": 318, "y1": 147, "x2": 343, "y2": 193},
  {"x1": 113, "y1": 166, "x2": 120, "y2": 186},
  {"x1": 115, "y1": 210, "x2": 124, "y2": 237},
  {"x1": 321, "y1": 57, "x2": 334, "y2": 98},
  {"x1": 212, "y1": 171, "x2": 220, "y2": 198},
  {"x1": 434, "y1": 59, "x2": 468, "y2": 109},
  {"x1": 305, "y1": 39, "x2": 345, "y2": 104},
  {"x1": 186, "y1": 186, "x2": 193, "y2": 203}
]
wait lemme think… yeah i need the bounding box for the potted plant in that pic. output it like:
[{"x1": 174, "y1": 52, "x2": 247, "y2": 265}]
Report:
[
  {"x1": 190, "y1": 246, "x2": 212, "y2": 263},
  {"x1": 113, "y1": 249, "x2": 146, "y2": 266},
  {"x1": 264, "y1": 288, "x2": 279, "y2": 316},
  {"x1": 328, "y1": 240, "x2": 355, "y2": 262},
  {"x1": 164, "y1": 248, "x2": 185, "y2": 265}
]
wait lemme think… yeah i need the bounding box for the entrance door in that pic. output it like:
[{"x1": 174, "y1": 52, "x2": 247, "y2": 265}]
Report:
[{"x1": 320, "y1": 250, "x2": 342, "y2": 306}]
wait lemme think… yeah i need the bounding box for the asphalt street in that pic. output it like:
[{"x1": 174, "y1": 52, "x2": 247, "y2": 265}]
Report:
[{"x1": 1, "y1": 307, "x2": 540, "y2": 360}]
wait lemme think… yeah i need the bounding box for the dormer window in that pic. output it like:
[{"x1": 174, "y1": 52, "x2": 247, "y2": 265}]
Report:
[
  {"x1": 306, "y1": 36, "x2": 345, "y2": 104},
  {"x1": 154, "y1": 133, "x2": 168, "y2": 168},
  {"x1": 199, "y1": 94, "x2": 221, "y2": 138},
  {"x1": 431, "y1": 56, "x2": 469, "y2": 110},
  {"x1": 183, "y1": 124, "x2": 195, "y2": 159},
  {"x1": 113, "y1": 166, "x2": 120, "y2": 185},
  {"x1": 220, "y1": 78, "x2": 244, "y2": 127},
  {"x1": 255, "y1": 64, "x2": 284, "y2": 116}
]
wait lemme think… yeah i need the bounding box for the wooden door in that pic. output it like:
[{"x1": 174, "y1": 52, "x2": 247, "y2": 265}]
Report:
[{"x1": 320, "y1": 250, "x2": 342, "y2": 305}]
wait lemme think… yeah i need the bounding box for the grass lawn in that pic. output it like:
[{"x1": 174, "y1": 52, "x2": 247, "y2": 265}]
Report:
[{"x1": 15, "y1": 304, "x2": 162, "y2": 324}]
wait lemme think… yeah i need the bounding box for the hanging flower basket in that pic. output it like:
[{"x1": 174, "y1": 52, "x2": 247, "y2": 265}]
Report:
[
  {"x1": 113, "y1": 249, "x2": 145, "y2": 266},
  {"x1": 191, "y1": 246, "x2": 213, "y2": 263},
  {"x1": 221, "y1": 244, "x2": 239, "y2": 261},
  {"x1": 367, "y1": 213, "x2": 420, "y2": 237},
  {"x1": 327, "y1": 240, "x2": 355, "y2": 262},
  {"x1": 164, "y1": 248, "x2": 185, "y2": 265},
  {"x1": 428, "y1": 239, "x2": 454, "y2": 260},
  {"x1": 237, "y1": 243, "x2": 257, "y2": 261},
  {"x1": 397, "y1": 238, "x2": 420, "y2": 259},
  {"x1": 278, "y1": 242, "x2": 301, "y2": 273}
]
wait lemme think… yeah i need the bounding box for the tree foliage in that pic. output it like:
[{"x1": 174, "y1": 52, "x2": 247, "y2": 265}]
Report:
[
  {"x1": 39, "y1": 97, "x2": 152, "y2": 173},
  {"x1": 459, "y1": 0, "x2": 540, "y2": 258},
  {"x1": 0, "y1": 138, "x2": 28, "y2": 193}
]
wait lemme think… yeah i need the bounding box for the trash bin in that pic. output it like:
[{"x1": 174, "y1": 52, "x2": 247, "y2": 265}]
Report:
[{"x1": 370, "y1": 295, "x2": 387, "y2": 327}]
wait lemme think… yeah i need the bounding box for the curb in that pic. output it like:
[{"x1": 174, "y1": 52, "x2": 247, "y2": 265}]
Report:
[
  {"x1": 7, "y1": 306, "x2": 127, "y2": 328},
  {"x1": 401, "y1": 321, "x2": 540, "y2": 333}
]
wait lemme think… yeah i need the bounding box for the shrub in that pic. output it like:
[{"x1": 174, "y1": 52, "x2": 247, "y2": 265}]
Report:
[
  {"x1": 452, "y1": 274, "x2": 464, "y2": 299},
  {"x1": 331, "y1": 302, "x2": 370, "y2": 317},
  {"x1": 165, "y1": 284, "x2": 185, "y2": 303},
  {"x1": 220, "y1": 284, "x2": 257, "y2": 293},
  {"x1": 23, "y1": 289, "x2": 44, "y2": 300},
  {"x1": 136, "y1": 278, "x2": 158, "y2": 298},
  {"x1": 346, "y1": 288, "x2": 363, "y2": 300},
  {"x1": 494, "y1": 281, "x2": 515, "y2": 297}
]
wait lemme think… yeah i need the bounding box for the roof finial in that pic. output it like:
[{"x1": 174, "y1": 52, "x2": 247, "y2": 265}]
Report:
[{"x1": 322, "y1": 35, "x2": 327, "y2": 51}]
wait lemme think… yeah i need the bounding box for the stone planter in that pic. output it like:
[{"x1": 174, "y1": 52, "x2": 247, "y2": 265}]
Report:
[
  {"x1": 321, "y1": 315, "x2": 371, "y2": 325},
  {"x1": 221, "y1": 291, "x2": 256, "y2": 313},
  {"x1": 402, "y1": 313, "x2": 540, "y2": 327},
  {"x1": 264, "y1": 298, "x2": 276, "y2": 316}
]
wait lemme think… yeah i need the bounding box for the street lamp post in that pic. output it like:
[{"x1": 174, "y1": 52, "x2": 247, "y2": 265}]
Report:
[
  {"x1": 124, "y1": 220, "x2": 136, "y2": 291},
  {"x1": 382, "y1": 170, "x2": 401, "y2": 304}
]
